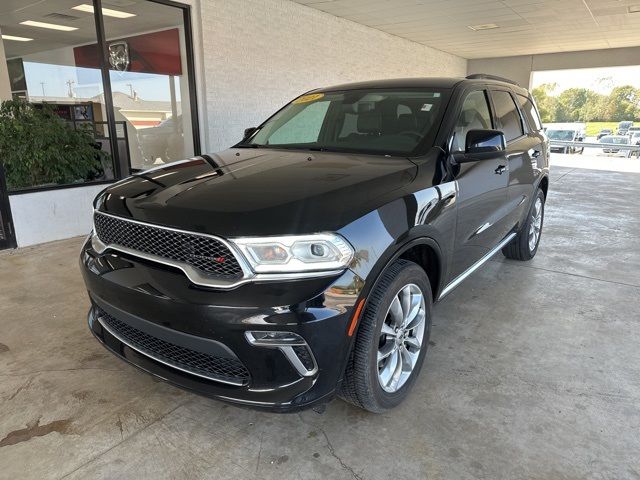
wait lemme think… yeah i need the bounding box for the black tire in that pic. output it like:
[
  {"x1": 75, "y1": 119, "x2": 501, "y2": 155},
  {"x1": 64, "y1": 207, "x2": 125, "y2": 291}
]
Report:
[
  {"x1": 339, "y1": 259, "x2": 432, "y2": 413},
  {"x1": 502, "y1": 189, "x2": 545, "y2": 261}
]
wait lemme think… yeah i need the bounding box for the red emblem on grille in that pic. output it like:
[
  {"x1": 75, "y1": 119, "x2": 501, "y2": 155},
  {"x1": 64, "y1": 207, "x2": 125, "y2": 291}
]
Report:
[{"x1": 213, "y1": 257, "x2": 226, "y2": 263}]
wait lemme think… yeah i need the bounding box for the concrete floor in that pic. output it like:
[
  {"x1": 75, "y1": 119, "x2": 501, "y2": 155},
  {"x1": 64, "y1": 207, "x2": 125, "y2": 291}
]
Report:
[{"x1": 1, "y1": 164, "x2": 639, "y2": 480}]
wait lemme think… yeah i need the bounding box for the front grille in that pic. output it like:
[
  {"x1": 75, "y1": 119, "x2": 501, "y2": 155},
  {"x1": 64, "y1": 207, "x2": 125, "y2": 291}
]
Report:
[
  {"x1": 97, "y1": 310, "x2": 250, "y2": 386},
  {"x1": 94, "y1": 212, "x2": 243, "y2": 278}
]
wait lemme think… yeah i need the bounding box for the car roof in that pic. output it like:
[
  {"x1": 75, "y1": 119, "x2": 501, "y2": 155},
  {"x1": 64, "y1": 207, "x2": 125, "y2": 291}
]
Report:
[{"x1": 312, "y1": 77, "x2": 528, "y2": 94}]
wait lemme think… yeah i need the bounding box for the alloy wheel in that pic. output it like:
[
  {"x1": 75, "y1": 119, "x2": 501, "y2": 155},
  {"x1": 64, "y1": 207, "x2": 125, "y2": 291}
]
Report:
[
  {"x1": 528, "y1": 197, "x2": 543, "y2": 252},
  {"x1": 377, "y1": 283, "x2": 426, "y2": 393}
]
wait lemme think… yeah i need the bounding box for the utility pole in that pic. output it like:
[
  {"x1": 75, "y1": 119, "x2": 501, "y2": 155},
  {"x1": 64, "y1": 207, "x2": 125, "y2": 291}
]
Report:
[
  {"x1": 40, "y1": 82, "x2": 46, "y2": 97},
  {"x1": 126, "y1": 83, "x2": 133, "y2": 98}
]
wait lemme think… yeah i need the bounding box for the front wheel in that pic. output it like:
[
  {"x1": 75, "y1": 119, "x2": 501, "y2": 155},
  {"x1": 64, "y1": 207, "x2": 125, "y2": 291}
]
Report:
[
  {"x1": 502, "y1": 189, "x2": 545, "y2": 261},
  {"x1": 339, "y1": 260, "x2": 432, "y2": 413}
]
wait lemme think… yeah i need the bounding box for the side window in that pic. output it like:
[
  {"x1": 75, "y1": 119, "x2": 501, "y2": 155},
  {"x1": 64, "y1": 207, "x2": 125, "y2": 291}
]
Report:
[
  {"x1": 491, "y1": 91, "x2": 524, "y2": 142},
  {"x1": 451, "y1": 90, "x2": 492, "y2": 151},
  {"x1": 267, "y1": 101, "x2": 330, "y2": 144},
  {"x1": 517, "y1": 94, "x2": 543, "y2": 131}
]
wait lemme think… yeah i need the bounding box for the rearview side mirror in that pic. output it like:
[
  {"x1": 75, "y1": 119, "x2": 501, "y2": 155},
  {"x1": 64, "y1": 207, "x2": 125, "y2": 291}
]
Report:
[
  {"x1": 244, "y1": 127, "x2": 258, "y2": 139},
  {"x1": 452, "y1": 129, "x2": 506, "y2": 164}
]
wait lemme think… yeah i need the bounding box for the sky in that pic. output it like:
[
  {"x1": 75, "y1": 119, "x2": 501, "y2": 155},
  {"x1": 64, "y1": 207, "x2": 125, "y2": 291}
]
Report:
[
  {"x1": 23, "y1": 61, "x2": 178, "y2": 101},
  {"x1": 531, "y1": 66, "x2": 640, "y2": 96}
]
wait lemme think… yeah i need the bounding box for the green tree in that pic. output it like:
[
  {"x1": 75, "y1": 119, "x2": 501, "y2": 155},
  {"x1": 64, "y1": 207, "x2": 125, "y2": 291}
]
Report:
[
  {"x1": 531, "y1": 83, "x2": 558, "y2": 123},
  {"x1": 0, "y1": 99, "x2": 109, "y2": 190},
  {"x1": 556, "y1": 88, "x2": 591, "y2": 122},
  {"x1": 601, "y1": 86, "x2": 640, "y2": 121},
  {"x1": 580, "y1": 91, "x2": 608, "y2": 122}
]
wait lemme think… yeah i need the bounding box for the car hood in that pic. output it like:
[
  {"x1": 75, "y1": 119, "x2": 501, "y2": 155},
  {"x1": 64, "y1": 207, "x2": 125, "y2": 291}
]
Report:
[{"x1": 97, "y1": 148, "x2": 418, "y2": 236}]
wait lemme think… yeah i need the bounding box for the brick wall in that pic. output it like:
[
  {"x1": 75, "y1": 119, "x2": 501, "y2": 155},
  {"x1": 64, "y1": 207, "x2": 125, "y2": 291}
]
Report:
[{"x1": 198, "y1": 0, "x2": 467, "y2": 152}]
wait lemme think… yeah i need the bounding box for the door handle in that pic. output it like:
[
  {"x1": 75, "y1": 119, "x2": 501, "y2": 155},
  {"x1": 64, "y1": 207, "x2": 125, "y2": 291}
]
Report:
[{"x1": 495, "y1": 165, "x2": 507, "y2": 175}]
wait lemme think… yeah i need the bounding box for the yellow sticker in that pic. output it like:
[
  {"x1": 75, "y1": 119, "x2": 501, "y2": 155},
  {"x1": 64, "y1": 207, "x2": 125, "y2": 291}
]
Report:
[{"x1": 292, "y1": 93, "x2": 325, "y2": 104}]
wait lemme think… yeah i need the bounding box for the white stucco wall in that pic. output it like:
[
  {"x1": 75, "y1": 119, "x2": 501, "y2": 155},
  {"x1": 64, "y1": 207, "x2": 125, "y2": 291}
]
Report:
[
  {"x1": 9, "y1": 184, "x2": 108, "y2": 247},
  {"x1": 198, "y1": 0, "x2": 467, "y2": 152}
]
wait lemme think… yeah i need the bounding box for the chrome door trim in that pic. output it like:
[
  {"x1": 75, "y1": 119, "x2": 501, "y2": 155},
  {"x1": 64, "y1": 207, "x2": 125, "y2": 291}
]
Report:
[{"x1": 438, "y1": 232, "x2": 516, "y2": 300}]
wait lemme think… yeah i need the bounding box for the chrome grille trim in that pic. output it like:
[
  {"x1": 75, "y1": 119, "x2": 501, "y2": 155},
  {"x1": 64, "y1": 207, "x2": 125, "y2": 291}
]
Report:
[
  {"x1": 96, "y1": 311, "x2": 250, "y2": 386},
  {"x1": 91, "y1": 210, "x2": 347, "y2": 288},
  {"x1": 92, "y1": 210, "x2": 253, "y2": 289}
]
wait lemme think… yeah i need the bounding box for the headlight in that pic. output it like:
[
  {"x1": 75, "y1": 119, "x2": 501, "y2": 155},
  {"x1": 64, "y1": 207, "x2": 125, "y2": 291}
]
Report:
[{"x1": 231, "y1": 233, "x2": 354, "y2": 273}]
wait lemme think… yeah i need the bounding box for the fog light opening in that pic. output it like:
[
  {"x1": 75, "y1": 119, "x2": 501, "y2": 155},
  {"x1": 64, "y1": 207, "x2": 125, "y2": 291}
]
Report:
[{"x1": 245, "y1": 331, "x2": 318, "y2": 376}]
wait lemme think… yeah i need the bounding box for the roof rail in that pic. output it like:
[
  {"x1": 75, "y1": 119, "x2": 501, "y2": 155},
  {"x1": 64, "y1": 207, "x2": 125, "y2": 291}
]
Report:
[{"x1": 465, "y1": 73, "x2": 520, "y2": 86}]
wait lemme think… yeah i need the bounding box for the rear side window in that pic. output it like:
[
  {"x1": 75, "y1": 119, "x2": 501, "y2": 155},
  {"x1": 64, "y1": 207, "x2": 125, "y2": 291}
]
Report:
[
  {"x1": 491, "y1": 90, "x2": 524, "y2": 142},
  {"x1": 517, "y1": 94, "x2": 543, "y2": 131}
]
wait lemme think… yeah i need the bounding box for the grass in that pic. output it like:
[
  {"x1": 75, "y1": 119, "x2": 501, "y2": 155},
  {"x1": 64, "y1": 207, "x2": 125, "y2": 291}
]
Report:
[{"x1": 585, "y1": 122, "x2": 619, "y2": 137}]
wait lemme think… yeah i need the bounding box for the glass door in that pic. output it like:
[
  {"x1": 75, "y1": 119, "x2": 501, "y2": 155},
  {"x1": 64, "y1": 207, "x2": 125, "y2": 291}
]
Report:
[{"x1": 97, "y1": 1, "x2": 198, "y2": 171}]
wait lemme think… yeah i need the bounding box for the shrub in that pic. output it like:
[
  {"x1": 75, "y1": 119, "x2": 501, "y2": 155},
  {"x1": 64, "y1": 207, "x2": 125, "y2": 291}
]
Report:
[{"x1": 0, "y1": 99, "x2": 109, "y2": 190}]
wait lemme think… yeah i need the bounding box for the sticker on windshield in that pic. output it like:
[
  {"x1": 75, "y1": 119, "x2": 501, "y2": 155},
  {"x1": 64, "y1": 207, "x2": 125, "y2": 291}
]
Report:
[
  {"x1": 292, "y1": 93, "x2": 325, "y2": 104},
  {"x1": 421, "y1": 103, "x2": 433, "y2": 111}
]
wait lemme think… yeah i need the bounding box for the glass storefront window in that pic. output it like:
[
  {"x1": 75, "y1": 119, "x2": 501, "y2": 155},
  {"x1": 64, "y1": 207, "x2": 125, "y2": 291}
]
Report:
[
  {"x1": 0, "y1": 0, "x2": 199, "y2": 191},
  {"x1": 0, "y1": 0, "x2": 115, "y2": 191}
]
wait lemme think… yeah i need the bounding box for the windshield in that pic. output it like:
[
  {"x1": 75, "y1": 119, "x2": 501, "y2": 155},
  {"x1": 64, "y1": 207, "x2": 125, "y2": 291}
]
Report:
[
  {"x1": 239, "y1": 89, "x2": 449, "y2": 155},
  {"x1": 546, "y1": 129, "x2": 576, "y2": 140},
  {"x1": 601, "y1": 136, "x2": 628, "y2": 144}
]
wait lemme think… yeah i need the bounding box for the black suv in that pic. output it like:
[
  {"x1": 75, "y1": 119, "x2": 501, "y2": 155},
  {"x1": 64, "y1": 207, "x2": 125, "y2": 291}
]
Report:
[{"x1": 81, "y1": 75, "x2": 549, "y2": 413}]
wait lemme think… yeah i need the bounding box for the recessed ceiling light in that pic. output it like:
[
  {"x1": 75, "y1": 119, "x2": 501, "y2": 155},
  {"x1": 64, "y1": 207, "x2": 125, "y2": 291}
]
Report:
[
  {"x1": 628, "y1": 5, "x2": 640, "y2": 13},
  {"x1": 1, "y1": 34, "x2": 34, "y2": 42},
  {"x1": 467, "y1": 23, "x2": 500, "y2": 31},
  {"x1": 20, "y1": 20, "x2": 78, "y2": 31},
  {"x1": 72, "y1": 4, "x2": 136, "y2": 18}
]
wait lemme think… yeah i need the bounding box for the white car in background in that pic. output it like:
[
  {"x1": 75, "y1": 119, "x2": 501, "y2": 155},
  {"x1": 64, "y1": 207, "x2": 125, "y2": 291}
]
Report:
[
  {"x1": 600, "y1": 135, "x2": 629, "y2": 155},
  {"x1": 627, "y1": 126, "x2": 640, "y2": 143},
  {"x1": 544, "y1": 123, "x2": 585, "y2": 154}
]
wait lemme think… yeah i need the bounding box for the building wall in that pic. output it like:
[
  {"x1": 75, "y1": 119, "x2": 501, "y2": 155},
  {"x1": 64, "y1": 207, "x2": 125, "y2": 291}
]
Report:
[
  {"x1": 9, "y1": 185, "x2": 106, "y2": 247},
  {"x1": 198, "y1": 0, "x2": 467, "y2": 152},
  {"x1": 468, "y1": 46, "x2": 640, "y2": 89}
]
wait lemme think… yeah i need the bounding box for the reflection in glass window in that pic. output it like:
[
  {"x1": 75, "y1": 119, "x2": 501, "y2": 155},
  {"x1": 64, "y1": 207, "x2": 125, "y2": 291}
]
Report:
[
  {"x1": 492, "y1": 91, "x2": 524, "y2": 142},
  {"x1": 100, "y1": 11, "x2": 196, "y2": 170}
]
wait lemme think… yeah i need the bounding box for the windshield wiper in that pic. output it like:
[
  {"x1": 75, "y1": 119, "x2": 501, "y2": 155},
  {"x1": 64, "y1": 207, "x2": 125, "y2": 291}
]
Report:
[{"x1": 235, "y1": 143, "x2": 270, "y2": 148}]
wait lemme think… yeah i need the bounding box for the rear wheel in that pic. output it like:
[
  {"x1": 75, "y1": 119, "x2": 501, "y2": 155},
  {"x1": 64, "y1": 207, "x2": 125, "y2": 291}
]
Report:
[
  {"x1": 502, "y1": 189, "x2": 545, "y2": 261},
  {"x1": 339, "y1": 260, "x2": 432, "y2": 413}
]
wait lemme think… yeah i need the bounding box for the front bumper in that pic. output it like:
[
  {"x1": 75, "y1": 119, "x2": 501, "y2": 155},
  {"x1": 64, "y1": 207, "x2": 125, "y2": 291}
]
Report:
[{"x1": 80, "y1": 237, "x2": 361, "y2": 412}]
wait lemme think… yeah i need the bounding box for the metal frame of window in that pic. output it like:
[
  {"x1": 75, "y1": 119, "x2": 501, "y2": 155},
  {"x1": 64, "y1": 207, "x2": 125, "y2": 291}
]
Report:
[
  {"x1": 4, "y1": 0, "x2": 201, "y2": 197},
  {"x1": 0, "y1": 164, "x2": 17, "y2": 249}
]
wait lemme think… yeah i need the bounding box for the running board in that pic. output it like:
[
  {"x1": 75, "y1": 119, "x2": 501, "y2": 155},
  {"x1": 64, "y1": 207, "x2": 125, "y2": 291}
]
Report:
[{"x1": 438, "y1": 233, "x2": 517, "y2": 301}]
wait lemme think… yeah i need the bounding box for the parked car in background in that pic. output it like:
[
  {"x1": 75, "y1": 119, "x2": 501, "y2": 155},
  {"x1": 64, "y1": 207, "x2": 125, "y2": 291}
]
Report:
[
  {"x1": 600, "y1": 135, "x2": 629, "y2": 154},
  {"x1": 546, "y1": 125, "x2": 585, "y2": 154},
  {"x1": 629, "y1": 132, "x2": 640, "y2": 158},
  {"x1": 626, "y1": 126, "x2": 640, "y2": 138},
  {"x1": 80, "y1": 76, "x2": 550, "y2": 413},
  {"x1": 617, "y1": 121, "x2": 633, "y2": 135},
  {"x1": 597, "y1": 129, "x2": 613, "y2": 140}
]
